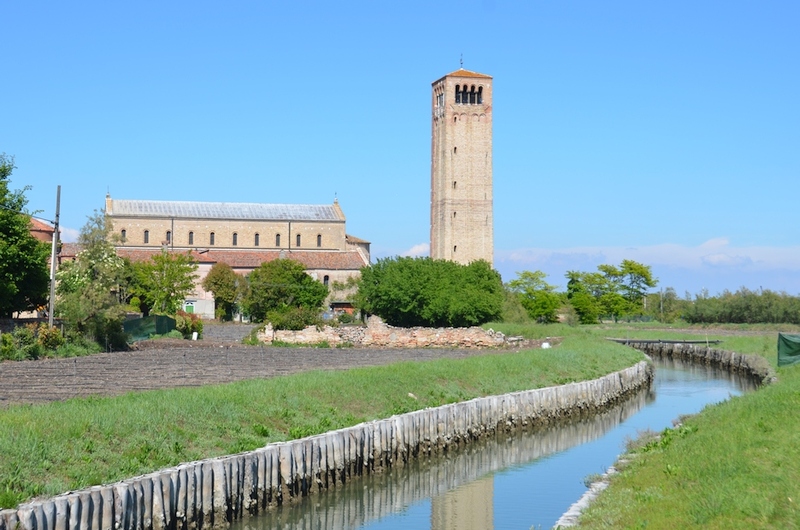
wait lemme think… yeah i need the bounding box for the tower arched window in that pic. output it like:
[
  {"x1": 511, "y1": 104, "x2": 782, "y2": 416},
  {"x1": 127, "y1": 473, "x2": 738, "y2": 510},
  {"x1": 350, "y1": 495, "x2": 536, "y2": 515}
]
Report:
[
  {"x1": 317, "y1": 234, "x2": 322, "y2": 247},
  {"x1": 296, "y1": 234, "x2": 301, "y2": 247},
  {"x1": 469, "y1": 85, "x2": 476, "y2": 104},
  {"x1": 455, "y1": 85, "x2": 461, "y2": 104},
  {"x1": 210, "y1": 232, "x2": 215, "y2": 246},
  {"x1": 477, "y1": 86, "x2": 483, "y2": 104},
  {"x1": 275, "y1": 233, "x2": 281, "y2": 247},
  {"x1": 144, "y1": 230, "x2": 149, "y2": 244},
  {"x1": 254, "y1": 233, "x2": 260, "y2": 246},
  {"x1": 188, "y1": 231, "x2": 194, "y2": 245},
  {"x1": 232, "y1": 233, "x2": 238, "y2": 246},
  {"x1": 453, "y1": 245, "x2": 457, "y2": 253}
]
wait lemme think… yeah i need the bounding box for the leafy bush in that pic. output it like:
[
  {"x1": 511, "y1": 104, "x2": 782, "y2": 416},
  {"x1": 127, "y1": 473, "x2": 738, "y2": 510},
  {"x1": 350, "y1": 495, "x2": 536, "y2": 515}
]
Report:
[
  {"x1": 242, "y1": 259, "x2": 328, "y2": 323},
  {"x1": 337, "y1": 312, "x2": 355, "y2": 324},
  {"x1": 267, "y1": 307, "x2": 321, "y2": 330},
  {"x1": 356, "y1": 257, "x2": 503, "y2": 328},
  {"x1": 174, "y1": 310, "x2": 203, "y2": 338}
]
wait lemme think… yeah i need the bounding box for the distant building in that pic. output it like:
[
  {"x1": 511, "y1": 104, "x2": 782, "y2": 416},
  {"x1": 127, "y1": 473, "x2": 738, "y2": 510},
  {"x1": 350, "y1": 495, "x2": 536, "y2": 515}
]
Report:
[
  {"x1": 105, "y1": 195, "x2": 370, "y2": 318},
  {"x1": 430, "y1": 68, "x2": 493, "y2": 266}
]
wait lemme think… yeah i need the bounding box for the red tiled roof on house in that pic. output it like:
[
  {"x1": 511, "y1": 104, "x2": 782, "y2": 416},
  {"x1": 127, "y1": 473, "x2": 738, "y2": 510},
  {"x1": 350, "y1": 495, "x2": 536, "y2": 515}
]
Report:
[{"x1": 29, "y1": 217, "x2": 55, "y2": 243}]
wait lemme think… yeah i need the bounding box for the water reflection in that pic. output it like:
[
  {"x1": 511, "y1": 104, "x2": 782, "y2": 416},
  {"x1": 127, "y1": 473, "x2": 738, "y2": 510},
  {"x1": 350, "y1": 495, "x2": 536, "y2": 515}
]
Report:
[{"x1": 233, "y1": 359, "x2": 752, "y2": 530}]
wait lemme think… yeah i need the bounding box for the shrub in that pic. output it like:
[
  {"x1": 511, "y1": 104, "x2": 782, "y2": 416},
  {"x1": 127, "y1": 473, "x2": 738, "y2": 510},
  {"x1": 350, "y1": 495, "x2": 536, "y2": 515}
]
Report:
[
  {"x1": 175, "y1": 310, "x2": 203, "y2": 339},
  {"x1": 337, "y1": 312, "x2": 355, "y2": 324},
  {"x1": 37, "y1": 324, "x2": 65, "y2": 350},
  {"x1": 267, "y1": 307, "x2": 321, "y2": 330}
]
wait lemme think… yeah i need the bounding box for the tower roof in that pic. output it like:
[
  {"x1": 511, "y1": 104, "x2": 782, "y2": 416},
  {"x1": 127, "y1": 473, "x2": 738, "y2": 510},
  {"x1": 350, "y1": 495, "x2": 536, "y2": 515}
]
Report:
[{"x1": 433, "y1": 68, "x2": 492, "y2": 85}]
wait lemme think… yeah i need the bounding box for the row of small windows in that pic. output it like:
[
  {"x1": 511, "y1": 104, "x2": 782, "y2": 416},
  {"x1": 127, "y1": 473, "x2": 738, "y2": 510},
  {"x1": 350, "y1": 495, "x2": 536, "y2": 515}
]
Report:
[
  {"x1": 455, "y1": 85, "x2": 483, "y2": 105},
  {"x1": 124, "y1": 230, "x2": 323, "y2": 248}
]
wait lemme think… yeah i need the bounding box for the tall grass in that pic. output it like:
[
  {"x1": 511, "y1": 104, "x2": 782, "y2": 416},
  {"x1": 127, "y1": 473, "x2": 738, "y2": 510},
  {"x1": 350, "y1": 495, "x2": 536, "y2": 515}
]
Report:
[{"x1": 0, "y1": 335, "x2": 643, "y2": 509}]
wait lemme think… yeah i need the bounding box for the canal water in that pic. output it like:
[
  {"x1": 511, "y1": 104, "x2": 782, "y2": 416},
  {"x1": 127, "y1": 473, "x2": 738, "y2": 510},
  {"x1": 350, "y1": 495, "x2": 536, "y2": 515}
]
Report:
[{"x1": 233, "y1": 358, "x2": 756, "y2": 530}]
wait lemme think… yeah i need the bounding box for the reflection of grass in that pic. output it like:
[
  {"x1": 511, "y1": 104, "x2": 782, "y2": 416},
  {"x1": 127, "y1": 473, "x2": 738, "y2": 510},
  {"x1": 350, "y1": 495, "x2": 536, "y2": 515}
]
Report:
[
  {"x1": 0, "y1": 332, "x2": 643, "y2": 509},
  {"x1": 567, "y1": 323, "x2": 800, "y2": 529}
]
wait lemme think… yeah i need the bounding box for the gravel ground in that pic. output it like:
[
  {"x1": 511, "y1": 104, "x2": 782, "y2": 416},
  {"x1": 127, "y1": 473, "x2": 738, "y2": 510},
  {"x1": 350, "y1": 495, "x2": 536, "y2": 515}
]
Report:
[{"x1": 0, "y1": 323, "x2": 528, "y2": 407}]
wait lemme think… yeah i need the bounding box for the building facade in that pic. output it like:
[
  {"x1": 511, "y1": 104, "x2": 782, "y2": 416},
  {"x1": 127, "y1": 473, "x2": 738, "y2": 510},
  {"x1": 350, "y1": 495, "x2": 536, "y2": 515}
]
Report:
[
  {"x1": 430, "y1": 68, "x2": 493, "y2": 266},
  {"x1": 105, "y1": 195, "x2": 370, "y2": 318}
]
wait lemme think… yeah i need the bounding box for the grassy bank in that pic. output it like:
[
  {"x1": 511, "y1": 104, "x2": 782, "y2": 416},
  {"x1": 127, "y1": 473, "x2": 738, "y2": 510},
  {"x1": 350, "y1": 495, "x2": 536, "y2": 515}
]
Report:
[
  {"x1": 569, "y1": 325, "x2": 800, "y2": 529},
  {"x1": 0, "y1": 332, "x2": 642, "y2": 509}
]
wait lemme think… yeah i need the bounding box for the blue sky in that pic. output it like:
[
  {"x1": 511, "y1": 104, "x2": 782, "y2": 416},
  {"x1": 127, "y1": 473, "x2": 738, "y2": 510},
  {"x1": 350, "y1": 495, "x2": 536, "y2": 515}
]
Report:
[{"x1": 3, "y1": 1, "x2": 798, "y2": 296}]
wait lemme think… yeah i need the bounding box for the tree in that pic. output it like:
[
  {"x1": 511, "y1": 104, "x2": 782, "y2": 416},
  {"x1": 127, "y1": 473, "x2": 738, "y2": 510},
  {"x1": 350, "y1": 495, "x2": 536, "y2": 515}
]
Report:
[
  {"x1": 202, "y1": 262, "x2": 241, "y2": 320},
  {"x1": 355, "y1": 257, "x2": 503, "y2": 328},
  {"x1": 130, "y1": 250, "x2": 198, "y2": 315},
  {"x1": 507, "y1": 270, "x2": 561, "y2": 323},
  {"x1": 618, "y1": 259, "x2": 658, "y2": 308},
  {"x1": 242, "y1": 258, "x2": 328, "y2": 323},
  {"x1": 56, "y1": 211, "x2": 129, "y2": 348},
  {"x1": 0, "y1": 154, "x2": 50, "y2": 317}
]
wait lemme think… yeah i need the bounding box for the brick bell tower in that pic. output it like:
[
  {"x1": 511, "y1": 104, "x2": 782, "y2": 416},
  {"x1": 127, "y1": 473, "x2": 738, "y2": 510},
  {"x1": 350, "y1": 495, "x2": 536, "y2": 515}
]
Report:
[{"x1": 430, "y1": 68, "x2": 493, "y2": 266}]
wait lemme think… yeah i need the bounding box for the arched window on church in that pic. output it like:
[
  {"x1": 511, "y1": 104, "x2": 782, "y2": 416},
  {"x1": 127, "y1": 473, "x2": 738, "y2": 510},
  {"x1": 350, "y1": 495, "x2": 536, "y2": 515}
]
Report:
[
  {"x1": 210, "y1": 232, "x2": 215, "y2": 246},
  {"x1": 296, "y1": 234, "x2": 301, "y2": 247},
  {"x1": 232, "y1": 233, "x2": 238, "y2": 246},
  {"x1": 144, "y1": 230, "x2": 149, "y2": 244},
  {"x1": 275, "y1": 233, "x2": 281, "y2": 247},
  {"x1": 166, "y1": 230, "x2": 172, "y2": 244},
  {"x1": 477, "y1": 86, "x2": 483, "y2": 104},
  {"x1": 189, "y1": 231, "x2": 194, "y2": 245},
  {"x1": 323, "y1": 275, "x2": 329, "y2": 287},
  {"x1": 317, "y1": 234, "x2": 322, "y2": 247},
  {"x1": 120, "y1": 229, "x2": 126, "y2": 242},
  {"x1": 254, "y1": 233, "x2": 260, "y2": 246},
  {"x1": 469, "y1": 85, "x2": 476, "y2": 104},
  {"x1": 455, "y1": 85, "x2": 461, "y2": 104}
]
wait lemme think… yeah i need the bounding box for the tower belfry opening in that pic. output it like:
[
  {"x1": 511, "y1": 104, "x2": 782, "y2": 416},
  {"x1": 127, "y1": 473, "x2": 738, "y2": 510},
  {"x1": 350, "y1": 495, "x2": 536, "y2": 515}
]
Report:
[{"x1": 430, "y1": 68, "x2": 493, "y2": 266}]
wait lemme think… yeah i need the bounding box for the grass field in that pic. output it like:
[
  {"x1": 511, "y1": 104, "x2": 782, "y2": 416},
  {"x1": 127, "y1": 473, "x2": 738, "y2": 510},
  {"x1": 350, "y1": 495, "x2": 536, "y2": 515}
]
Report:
[
  {"x1": 0, "y1": 330, "x2": 643, "y2": 510},
  {"x1": 538, "y1": 323, "x2": 800, "y2": 529}
]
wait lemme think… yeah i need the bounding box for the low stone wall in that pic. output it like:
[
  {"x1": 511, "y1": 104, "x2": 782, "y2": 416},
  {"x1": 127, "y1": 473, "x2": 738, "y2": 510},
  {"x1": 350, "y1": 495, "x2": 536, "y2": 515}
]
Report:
[
  {"x1": 258, "y1": 316, "x2": 528, "y2": 348},
  {"x1": 0, "y1": 361, "x2": 651, "y2": 530},
  {"x1": 619, "y1": 340, "x2": 776, "y2": 386}
]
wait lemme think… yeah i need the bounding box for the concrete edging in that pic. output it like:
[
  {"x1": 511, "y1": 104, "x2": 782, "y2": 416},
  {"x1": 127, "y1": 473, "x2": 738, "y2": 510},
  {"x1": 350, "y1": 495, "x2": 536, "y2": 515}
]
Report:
[{"x1": 1, "y1": 361, "x2": 652, "y2": 530}]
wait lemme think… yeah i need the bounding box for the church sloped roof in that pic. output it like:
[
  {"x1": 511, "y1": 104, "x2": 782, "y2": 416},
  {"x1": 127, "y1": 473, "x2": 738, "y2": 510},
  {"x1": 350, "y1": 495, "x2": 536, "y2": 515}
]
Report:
[
  {"x1": 116, "y1": 248, "x2": 369, "y2": 270},
  {"x1": 433, "y1": 68, "x2": 492, "y2": 84},
  {"x1": 108, "y1": 199, "x2": 344, "y2": 222}
]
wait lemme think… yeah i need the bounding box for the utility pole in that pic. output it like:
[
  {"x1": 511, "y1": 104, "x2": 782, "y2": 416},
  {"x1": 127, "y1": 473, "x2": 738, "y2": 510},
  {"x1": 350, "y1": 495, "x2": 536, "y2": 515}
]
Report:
[{"x1": 48, "y1": 185, "x2": 61, "y2": 327}]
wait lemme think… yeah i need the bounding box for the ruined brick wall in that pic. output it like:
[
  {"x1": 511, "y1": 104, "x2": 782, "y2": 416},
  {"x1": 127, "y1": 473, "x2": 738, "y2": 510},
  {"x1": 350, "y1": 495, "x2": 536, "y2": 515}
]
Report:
[{"x1": 257, "y1": 316, "x2": 514, "y2": 348}]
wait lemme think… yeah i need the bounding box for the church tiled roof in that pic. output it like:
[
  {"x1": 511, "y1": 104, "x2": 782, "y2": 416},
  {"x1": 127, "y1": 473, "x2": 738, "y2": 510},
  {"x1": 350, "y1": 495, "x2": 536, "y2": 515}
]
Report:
[
  {"x1": 116, "y1": 248, "x2": 368, "y2": 271},
  {"x1": 108, "y1": 199, "x2": 344, "y2": 222},
  {"x1": 445, "y1": 68, "x2": 492, "y2": 79}
]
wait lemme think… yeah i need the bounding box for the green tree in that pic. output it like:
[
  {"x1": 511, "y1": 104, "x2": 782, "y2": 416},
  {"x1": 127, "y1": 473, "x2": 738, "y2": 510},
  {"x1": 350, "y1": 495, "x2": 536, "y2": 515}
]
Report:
[
  {"x1": 507, "y1": 270, "x2": 561, "y2": 323},
  {"x1": 242, "y1": 258, "x2": 328, "y2": 323},
  {"x1": 356, "y1": 257, "x2": 503, "y2": 328},
  {"x1": 130, "y1": 250, "x2": 198, "y2": 315},
  {"x1": 0, "y1": 154, "x2": 50, "y2": 317},
  {"x1": 201, "y1": 262, "x2": 241, "y2": 320},
  {"x1": 618, "y1": 259, "x2": 658, "y2": 309},
  {"x1": 56, "y1": 211, "x2": 129, "y2": 348}
]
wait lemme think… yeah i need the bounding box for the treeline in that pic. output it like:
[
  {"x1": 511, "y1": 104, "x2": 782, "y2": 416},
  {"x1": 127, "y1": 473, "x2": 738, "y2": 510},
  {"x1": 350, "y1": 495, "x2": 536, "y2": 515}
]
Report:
[{"x1": 682, "y1": 287, "x2": 800, "y2": 325}]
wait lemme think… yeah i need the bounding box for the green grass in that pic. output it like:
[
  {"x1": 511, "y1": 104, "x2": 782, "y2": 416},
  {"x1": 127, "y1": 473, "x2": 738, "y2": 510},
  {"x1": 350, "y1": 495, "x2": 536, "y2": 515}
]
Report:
[
  {"x1": 0, "y1": 332, "x2": 643, "y2": 509},
  {"x1": 569, "y1": 323, "x2": 800, "y2": 529}
]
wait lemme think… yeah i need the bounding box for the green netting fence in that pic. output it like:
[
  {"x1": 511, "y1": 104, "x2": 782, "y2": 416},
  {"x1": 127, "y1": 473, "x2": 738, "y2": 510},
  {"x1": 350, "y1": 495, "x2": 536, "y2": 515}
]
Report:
[
  {"x1": 123, "y1": 315, "x2": 177, "y2": 342},
  {"x1": 777, "y1": 333, "x2": 800, "y2": 367}
]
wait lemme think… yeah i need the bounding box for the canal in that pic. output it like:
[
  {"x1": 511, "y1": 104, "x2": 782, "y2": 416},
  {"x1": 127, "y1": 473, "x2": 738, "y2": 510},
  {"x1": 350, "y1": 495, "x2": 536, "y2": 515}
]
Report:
[{"x1": 233, "y1": 358, "x2": 756, "y2": 530}]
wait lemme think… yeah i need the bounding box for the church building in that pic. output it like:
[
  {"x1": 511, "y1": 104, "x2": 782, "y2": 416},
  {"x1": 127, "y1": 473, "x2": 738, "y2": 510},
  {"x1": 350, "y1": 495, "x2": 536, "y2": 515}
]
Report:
[
  {"x1": 105, "y1": 195, "x2": 370, "y2": 318},
  {"x1": 430, "y1": 68, "x2": 493, "y2": 266}
]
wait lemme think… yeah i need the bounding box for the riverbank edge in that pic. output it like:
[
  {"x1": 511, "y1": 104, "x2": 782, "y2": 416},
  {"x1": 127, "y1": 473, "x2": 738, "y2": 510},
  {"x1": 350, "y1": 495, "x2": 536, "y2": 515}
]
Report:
[
  {"x1": 1, "y1": 360, "x2": 652, "y2": 530},
  {"x1": 553, "y1": 342, "x2": 777, "y2": 528}
]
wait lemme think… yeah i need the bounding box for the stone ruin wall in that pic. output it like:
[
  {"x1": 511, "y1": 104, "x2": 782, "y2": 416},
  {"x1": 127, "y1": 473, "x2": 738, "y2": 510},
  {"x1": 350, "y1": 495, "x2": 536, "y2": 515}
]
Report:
[{"x1": 256, "y1": 316, "x2": 537, "y2": 349}]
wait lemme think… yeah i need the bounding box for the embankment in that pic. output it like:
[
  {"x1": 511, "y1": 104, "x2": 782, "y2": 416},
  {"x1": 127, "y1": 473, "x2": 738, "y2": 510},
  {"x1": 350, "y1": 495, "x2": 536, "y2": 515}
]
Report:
[{"x1": 0, "y1": 361, "x2": 652, "y2": 530}]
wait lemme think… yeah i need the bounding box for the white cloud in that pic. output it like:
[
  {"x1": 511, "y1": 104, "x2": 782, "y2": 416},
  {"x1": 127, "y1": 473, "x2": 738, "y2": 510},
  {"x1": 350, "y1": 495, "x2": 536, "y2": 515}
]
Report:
[
  {"x1": 495, "y1": 238, "x2": 800, "y2": 294},
  {"x1": 401, "y1": 243, "x2": 430, "y2": 257},
  {"x1": 59, "y1": 226, "x2": 80, "y2": 243}
]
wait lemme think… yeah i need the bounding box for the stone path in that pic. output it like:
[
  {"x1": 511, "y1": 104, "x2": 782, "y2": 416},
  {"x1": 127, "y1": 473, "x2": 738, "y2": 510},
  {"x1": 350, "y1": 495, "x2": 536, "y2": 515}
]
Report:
[{"x1": 0, "y1": 323, "x2": 516, "y2": 406}]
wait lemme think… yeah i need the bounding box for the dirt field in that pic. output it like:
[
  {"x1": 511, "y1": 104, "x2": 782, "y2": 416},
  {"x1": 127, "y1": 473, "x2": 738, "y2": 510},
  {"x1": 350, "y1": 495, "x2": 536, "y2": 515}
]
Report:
[{"x1": 0, "y1": 323, "x2": 525, "y2": 407}]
